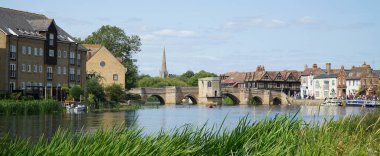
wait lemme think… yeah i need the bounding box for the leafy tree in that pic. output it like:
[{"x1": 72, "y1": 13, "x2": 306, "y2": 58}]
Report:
[
  {"x1": 179, "y1": 70, "x2": 195, "y2": 82},
  {"x1": 85, "y1": 78, "x2": 105, "y2": 103},
  {"x1": 69, "y1": 85, "x2": 83, "y2": 101},
  {"x1": 105, "y1": 84, "x2": 126, "y2": 102},
  {"x1": 82, "y1": 25, "x2": 141, "y2": 61},
  {"x1": 377, "y1": 89, "x2": 380, "y2": 99},
  {"x1": 125, "y1": 60, "x2": 139, "y2": 89},
  {"x1": 138, "y1": 77, "x2": 188, "y2": 87},
  {"x1": 187, "y1": 70, "x2": 218, "y2": 86}
]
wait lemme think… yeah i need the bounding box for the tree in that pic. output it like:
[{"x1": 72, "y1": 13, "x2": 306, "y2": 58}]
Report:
[
  {"x1": 137, "y1": 77, "x2": 188, "y2": 87},
  {"x1": 69, "y1": 85, "x2": 83, "y2": 101},
  {"x1": 83, "y1": 25, "x2": 141, "y2": 61},
  {"x1": 179, "y1": 70, "x2": 195, "y2": 82},
  {"x1": 105, "y1": 84, "x2": 126, "y2": 102},
  {"x1": 125, "y1": 59, "x2": 139, "y2": 89},
  {"x1": 187, "y1": 70, "x2": 218, "y2": 86},
  {"x1": 85, "y1": 78, "x2": 105, "y2": 103}
]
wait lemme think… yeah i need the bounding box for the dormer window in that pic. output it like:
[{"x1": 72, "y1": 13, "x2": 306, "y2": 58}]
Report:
[{"x1": 49, "y1": 33, "x2": 54, "y2": 46}]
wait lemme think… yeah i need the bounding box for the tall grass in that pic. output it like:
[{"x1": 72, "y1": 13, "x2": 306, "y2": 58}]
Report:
[
  {"x1": 1, "y1": 110, "x2": 380, "y2": 155},
  {"x1": 0, "y1": 100, "x2": 63, "y2": 115}
]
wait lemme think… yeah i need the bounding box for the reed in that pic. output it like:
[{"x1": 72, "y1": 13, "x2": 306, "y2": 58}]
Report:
[
  {"x1": 0, "y1": 110, "x2": 379, "y2": 155},
  {"x1": 0, "y1": 100, "x2": 63, "y2": 115}
]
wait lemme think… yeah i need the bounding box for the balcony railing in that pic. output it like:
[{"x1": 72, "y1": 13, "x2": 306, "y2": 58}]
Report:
[
  {"x1": 10, "y1": 52, "x2": 16, "y2": 60},
  {"x1": 69, "y1": 58, "x2": 75, "y2": 65},
  {"x1": 47, "y1": 73, "x2": 53, "y2": 80},
  {"x1": 9, "y1": 71, "x2": 16, "y2": 79}
]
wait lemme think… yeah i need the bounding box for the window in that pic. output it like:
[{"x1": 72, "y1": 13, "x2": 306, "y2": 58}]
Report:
[
  {"x1": 58, "y1": 50, "x2": 61, "y2": 58},
  {"x1": 57, "y1": 66, "x2": 61, "y2": 75},
  {"x1": 63, "y1": 51, "x2": 67, "y2": 58},
  {"x1": 27, "y1": 82, "x2": 31, "y2": 90},
  {"x1": 70, "y1": 52, "x2": 75, "y2": 65},
  {"x1": 332, "y1": 80, "x2": 335, "y2": 86},
  {"x1": 315, "y1": 80, "x2": 319, "y2": 89},
  {"x1": 10, "y1": 45, "x2": 16, "y2": 60},
  {"x1": 9, "y1": 82, "x2": 15, "y2": 92},
  {"x1": 39, "y1": 65, "x2": 43, "y2": 73},
  {"x1": 324, "y1": 91, "x2": 329, "y2": 97},
  {"x1": 63, "y1": 66, "x2": 67, "y2": 75},
  {"x1": 49, "y1": 33, "x2": 54, "y2": 46},
  {"x1": 315, "y1": 91, "x2": 320, "y2": 97},
  {"x1": 39, "y1": 48, "x2": 43, "y2": 56},
  {"x1": 9, "y1": 64, "x2": 16, "y2": 78},
  {"x1": 22, "y1": 64, "x2": 26, "y2": 72},
  {"x1": 33, "y1": 64, "x2": 37, "y2": 72},
  {"x1": 39, "y1": 83, "x2": 43, "y2": 91},
  {"x1": 77, "y1": 69, "x2": 81, "y2": 82},
  {"x1": 113, "y1": 74, "x2": 118, "y2": 81},
  {"x1": 34, "y1": 48, "x2": 38, "y2": 56},
  {"x1": 263, "y1": 75, "x2": 270, "y2": 80},
  {"x1": 100, "y1": 61, "x2": 106, "y2": 67},
  {"x1": 77, "y1": 53, "x2": 81, "y2": 66},
  {"x1": 27, "y1": 46, "x2": 31, "y2": 55},
  {"x1": 207, "y1": 81, "x2": 212, "y2": 87},
  {"x1": 27, "y1": 64, "x2": 31, "y2": 72},
  {"x1": 70, "y1": 68, "x2": 75, "y2": 81},
  {"x1": 49, "y1": 50, "x2": 54, "y2": 57},
  {"x1": 47, "y1": 67, "x2": 53, "y2": 80},
  {"x1": 22, "y1": 46, "x2": 26, "y2": 55},
  {"x1": 22, "y1": 82, "x2": 25, "y2": 90}
]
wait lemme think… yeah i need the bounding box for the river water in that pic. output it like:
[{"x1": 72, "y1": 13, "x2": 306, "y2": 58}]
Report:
[{"x1": 0, "y1": 105, "x2": 378, "y2": 140}]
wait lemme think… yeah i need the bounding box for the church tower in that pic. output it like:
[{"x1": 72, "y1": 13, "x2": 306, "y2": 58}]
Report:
[{"x1": 159, "y1": 47, "x2": 168, "y2": 78}]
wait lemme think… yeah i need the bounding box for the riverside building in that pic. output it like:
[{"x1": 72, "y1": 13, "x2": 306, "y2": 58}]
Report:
[{"x1": 0, "y1": 7, "x2": 87, "y2": 99}]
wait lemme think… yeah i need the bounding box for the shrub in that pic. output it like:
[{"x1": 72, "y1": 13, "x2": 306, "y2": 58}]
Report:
[
  {"x1": 105, "y1": 84, "x2": 126, "y2": 102},
  {"x1": 69, "y1": 85, "x2": 83, "y2": 101}
]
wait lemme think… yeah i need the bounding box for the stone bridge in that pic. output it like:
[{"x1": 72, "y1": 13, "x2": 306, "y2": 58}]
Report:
[
  {"x1": 129, "y1": 87, "x2": 199, "y2": 104},
  {"x1": 128, "y1": 87, "x2": 290, "y2": 105}
]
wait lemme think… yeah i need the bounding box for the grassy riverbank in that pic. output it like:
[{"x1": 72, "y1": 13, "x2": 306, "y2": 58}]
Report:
[
  {"x1": 1, "y1": 110, "x2": 379, "y2": 155},
  {"x1": 0, "y1": 100, "x2": 63, "y2": 115}
]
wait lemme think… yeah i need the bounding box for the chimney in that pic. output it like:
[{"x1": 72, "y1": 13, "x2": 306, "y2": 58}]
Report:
[
  {"x1": 312, "y1": 64, "x2": 318, "y2": 69},
  {"x1": 326, "y1": 63, "x2": 331, "y2": 74},
  {"x1": 304, "y1": 64, "x2": 308, "y2": 70}
]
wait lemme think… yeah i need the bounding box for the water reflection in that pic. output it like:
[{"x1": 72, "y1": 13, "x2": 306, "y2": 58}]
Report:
[{"x1": 0, "y1": 105, "x2": 377, "y2": 140}]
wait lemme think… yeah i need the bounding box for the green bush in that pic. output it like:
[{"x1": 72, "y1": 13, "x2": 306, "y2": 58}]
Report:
[
  {"x1": 105, "y1": 84, "x2": 126, "y2": 102},
  {"x1": 69, "y1": 85, "x2": 83, "y2": 101}
]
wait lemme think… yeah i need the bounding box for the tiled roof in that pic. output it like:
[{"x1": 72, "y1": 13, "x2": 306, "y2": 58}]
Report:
[{"x1": 0, "y1": 7, "x2": 86, "y2": 51}]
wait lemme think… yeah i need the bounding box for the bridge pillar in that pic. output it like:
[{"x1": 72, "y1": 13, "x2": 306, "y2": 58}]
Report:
[
  {"x1": 263, "y1": 90, "x2": 272, "y2": 104},
  {"x1": 165, "y1": 86, "x2": 180, "y2": 104}
]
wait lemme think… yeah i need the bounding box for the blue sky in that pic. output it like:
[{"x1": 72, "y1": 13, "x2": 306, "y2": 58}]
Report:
[{"x1": 1, "y1": 0, "x2": 380, "y2": 76}]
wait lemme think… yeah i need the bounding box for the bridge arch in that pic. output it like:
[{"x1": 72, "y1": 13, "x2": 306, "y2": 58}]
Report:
[
  {"x1": 272, "y1": 97, "x2": 282, "y2": 105},
  {"x1": 147, "y1": 95, "x2": 165, "y2": 105},
  {"x1": 223, "y1": 93, "x2": 240, "y2": 105},
  {"x1": 250, "y1": 96, "x2": 263, "y2": 105},
  {"x1": 182, "y1": 94, "x2": 198, "y2": 104}
]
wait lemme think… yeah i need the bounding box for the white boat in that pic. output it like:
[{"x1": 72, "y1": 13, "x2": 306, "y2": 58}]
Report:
[
  {"x1": 345, "y1": 100, "x2": 380, "y2": 107},
  {"x1": 66, "y1": 103, "x2": 87, "y2": 111},
  {"x1": 322, "y1": 98, "x2": 342, "y2": 106}
]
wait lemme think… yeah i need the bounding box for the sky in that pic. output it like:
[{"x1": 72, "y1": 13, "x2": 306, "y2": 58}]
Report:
[{"x1": 1, "y1": 0, "x2": 380, "y2": 76}]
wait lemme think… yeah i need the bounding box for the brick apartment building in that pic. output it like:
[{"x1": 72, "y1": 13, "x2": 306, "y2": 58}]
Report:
[{"x1": 0, "y1": 7, "x2": 87, "y2": 99}]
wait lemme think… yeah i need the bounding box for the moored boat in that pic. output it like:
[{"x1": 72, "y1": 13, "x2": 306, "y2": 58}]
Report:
[
  {"x1": 345, "y1": 100, "x2": 380, "y2": 107},
  {"x1": 322, "y1": 98, "x2": 342, "y2": 106}
]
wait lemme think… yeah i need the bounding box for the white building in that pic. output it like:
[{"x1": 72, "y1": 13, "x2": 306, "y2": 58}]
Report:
[
  {"x1": 300, "y1": 64, "x2": 327, "y2": 99},
  {"x1": 346, "y1": 78, "x2": 360, "y2": 97},
  {"x1": 313, "y1": 74, "x2": 338, "y2": 100}
]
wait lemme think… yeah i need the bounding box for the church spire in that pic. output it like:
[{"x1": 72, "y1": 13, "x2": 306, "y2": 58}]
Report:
[{"x1": 159, "y1": 47, "x2": 168, "y2": 78}]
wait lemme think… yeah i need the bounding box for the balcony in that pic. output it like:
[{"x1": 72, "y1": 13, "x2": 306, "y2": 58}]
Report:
[
  {"x1": 69, "y1": 58, "x2": 75, "y2": 65},
  {"x1": 10, "y1": 52, "x2": 16, "y2": 60},
  {"x1": 77, "y1": 75, "x2": 81, "y2": 82},
  {"x1": 47, "y1": 73, "x2": 53, "y2": 80},
  {"x1": 9, "y1": 71, "x2": 16, "y2": 79}
]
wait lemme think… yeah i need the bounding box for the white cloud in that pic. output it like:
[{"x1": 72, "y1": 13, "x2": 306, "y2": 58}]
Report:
[
  {"x1": 224, "y1": 18, "x2": 288, "y2": 31},
  {"x1": 299, "y1": 16, "x2": 319, "y2": 25},
  {"x1": 153, "y1": 29, "x2": 196, "y2": 38}
]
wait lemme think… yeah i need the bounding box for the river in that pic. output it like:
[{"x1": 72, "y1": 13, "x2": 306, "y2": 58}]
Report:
[{"x1": 0, "y1": 104, "x2": 377, "y2": 140}]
